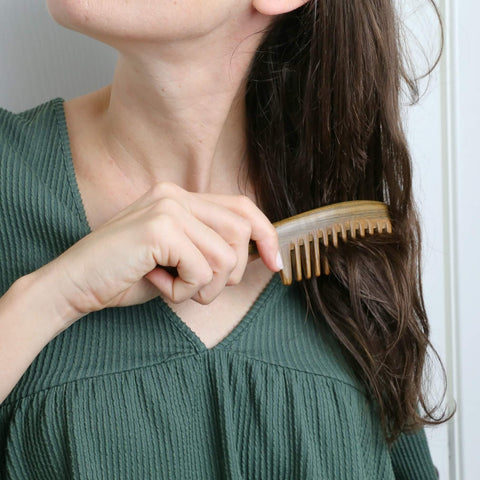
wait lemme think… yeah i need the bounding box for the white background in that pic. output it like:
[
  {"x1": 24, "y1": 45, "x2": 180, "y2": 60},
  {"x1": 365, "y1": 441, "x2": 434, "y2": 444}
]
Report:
[{"x1": 1, "y1": 1, "x2": 478, "y2": 478}]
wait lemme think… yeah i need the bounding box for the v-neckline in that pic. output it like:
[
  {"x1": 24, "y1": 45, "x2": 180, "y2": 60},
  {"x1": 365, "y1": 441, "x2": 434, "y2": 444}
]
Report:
[
  {"x1": 152, "y1": 275, "x2": 282, "y2": 352},
  {"x1": 53, "y1": 97, "x2": 283, "y2": 353}
]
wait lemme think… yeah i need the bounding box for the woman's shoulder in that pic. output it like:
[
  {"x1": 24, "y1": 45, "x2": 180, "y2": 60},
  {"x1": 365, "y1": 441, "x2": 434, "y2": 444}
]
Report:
[
  {"x1": 227, "y1": 281, "x2": 366, "y2": 395},
  {"x1": 0, "y1": 98, "x2": 67, "y2": 211},
  {"x1": 0, "y1": 97, "x2": 84, "y2": 295},
  {"x1": 0, "y1": 98, "x2": 64, "y2": 159}
]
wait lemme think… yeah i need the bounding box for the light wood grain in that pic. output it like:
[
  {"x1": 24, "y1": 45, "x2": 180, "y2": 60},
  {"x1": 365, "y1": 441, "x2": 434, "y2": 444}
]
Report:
[{"x1": 249, "y1": 200, "x2": 392, "y2": 285}]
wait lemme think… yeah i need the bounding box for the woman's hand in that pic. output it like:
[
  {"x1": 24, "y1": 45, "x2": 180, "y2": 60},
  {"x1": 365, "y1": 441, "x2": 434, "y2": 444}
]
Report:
[{"x1": 45, "y1": 182, "x2": 280, "y2": 326}]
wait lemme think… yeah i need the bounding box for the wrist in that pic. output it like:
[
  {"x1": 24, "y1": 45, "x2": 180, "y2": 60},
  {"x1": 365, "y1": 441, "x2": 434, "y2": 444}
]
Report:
[{"x1": 13, "y1": 264, "x2": 86, "y2": 336}]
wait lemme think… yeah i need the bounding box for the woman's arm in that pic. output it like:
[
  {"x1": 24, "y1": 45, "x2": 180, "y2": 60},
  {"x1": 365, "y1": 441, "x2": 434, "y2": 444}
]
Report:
[
  {"x1": 0, "y1": 183, "x2": 280, "y2": 404},
  {"x1": 390, "y1": 428, "x2": 438, "y2": 480},
  {"x1": 0, "y1": 265, "x2": 82, "y2": 404}
]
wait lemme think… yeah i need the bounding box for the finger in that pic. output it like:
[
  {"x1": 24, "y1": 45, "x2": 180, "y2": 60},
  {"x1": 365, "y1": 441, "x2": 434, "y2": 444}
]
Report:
[
  {"x1": 147, "y1": 203, "x2": 240, "y2": 303},
  {"x1": 225, "y1": 234, "x2": 250, "y2": 285},
  {"x1": 122, "y1": 186, "x2": 252, "y2": 283},
  {"x1": 145, "y1": 237, "x2": 213, "y2": 304},
  {"x1": 172, "y1": 205, "x2": 240, "y2": 284},
  {"x1": 191, "y1": 271, "x2": 230, "y2": 304},
  {"x1": 190, "y1": 193, "x2": 280, "y2": 272},
  {"x1": 172, "y1": 199, "x2": 251, "y2": 284},
  {"x1": 122, "y1": 184, "x2": 279, "y2": 272},
  {"x1": 225, "y1": 252, "x2": 248, "y2": 285}
]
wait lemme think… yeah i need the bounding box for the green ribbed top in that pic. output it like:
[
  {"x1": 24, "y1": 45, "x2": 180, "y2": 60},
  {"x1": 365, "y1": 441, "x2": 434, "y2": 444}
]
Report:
[{"x1": 0, "y1": 99, "x2": 437, "y2": 479}]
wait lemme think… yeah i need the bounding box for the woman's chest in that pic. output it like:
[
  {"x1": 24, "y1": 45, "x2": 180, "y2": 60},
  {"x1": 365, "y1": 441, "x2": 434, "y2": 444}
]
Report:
[{"x1": 164, "y1": 263, "x2": 274, "y2": 349}]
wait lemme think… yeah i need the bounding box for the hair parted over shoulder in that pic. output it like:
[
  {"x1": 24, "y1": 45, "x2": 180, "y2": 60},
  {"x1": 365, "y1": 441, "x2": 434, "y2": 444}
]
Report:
[{"x1": 245, "y1": 0, "x2": 452, "y2": 442}]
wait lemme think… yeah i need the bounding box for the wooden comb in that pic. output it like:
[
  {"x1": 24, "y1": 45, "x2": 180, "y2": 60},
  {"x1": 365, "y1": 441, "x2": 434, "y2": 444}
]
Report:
[{"x1": 249, "y1": 200, "x2": 392, "y2": 285}]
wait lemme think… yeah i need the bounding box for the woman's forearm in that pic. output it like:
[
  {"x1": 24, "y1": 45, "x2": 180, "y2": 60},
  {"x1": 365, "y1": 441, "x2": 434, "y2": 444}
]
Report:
[{"x1": 0, "y1": 266, "x2": 82, "y2": 404}]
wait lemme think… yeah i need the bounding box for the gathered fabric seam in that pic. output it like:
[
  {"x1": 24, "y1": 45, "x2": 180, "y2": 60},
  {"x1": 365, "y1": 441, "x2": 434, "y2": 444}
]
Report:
[{"x1": 1, "y1": 349, "x2": 366, "y2": 409}]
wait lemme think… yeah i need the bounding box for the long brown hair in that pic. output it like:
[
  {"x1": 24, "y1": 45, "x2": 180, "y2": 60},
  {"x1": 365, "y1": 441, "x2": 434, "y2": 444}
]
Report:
[{"x1": 245, "y1": 0, "x2": 450, "y2": 443}]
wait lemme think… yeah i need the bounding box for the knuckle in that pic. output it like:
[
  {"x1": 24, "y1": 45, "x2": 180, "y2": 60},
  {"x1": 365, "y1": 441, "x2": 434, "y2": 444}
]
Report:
[
  {"x1": 235, "y1": 218, "x2": 252, "y2": 239},
  {"x1": 236, "y1": 194, "x2": 254, "y2": 212},
  {"x1": 209, "y1": 245, "x2": 237, "y2": 273},
  {"x1": 221, "y1": 249, "x2": 238, "y2": 272},
  {"x1": 227, "y1": 271, "x2": 244, "y2": 286},
  {"x1": 150, "y1": 182, "x2": 168, "y2": 198},
  {"x1": 197, "y1": 267, "x2": 214, "y2": 286},
  {"x1": 146, "y1": 211, "x2": 174, "y2": 236},
  {"x1": 194, "y1": 289, "x2": 215, "y2": 305},
  {"x1": 151, "y1": 181, "x2": 182, "y2": 199},
  {"x1": 170, "y1": 292, "x2": 188, "y2": 304},
  {"x1": 155, "y1": 197, "x2": 180, "y2": 213},
  {"x1": 149, "y1": 198, "x2": 183, "y2": 222},
  {"x1": 260, "y1": 221, "x2": 279, "y2": 245},
  {"x1": 268, "y1": 225, "x2": 279, "y2": 243}
]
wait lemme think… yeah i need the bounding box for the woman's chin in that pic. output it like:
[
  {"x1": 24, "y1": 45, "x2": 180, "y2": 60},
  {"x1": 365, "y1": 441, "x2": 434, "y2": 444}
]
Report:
[{"x1": 45, "y1": 0, "x2": 91, "y2": 30}]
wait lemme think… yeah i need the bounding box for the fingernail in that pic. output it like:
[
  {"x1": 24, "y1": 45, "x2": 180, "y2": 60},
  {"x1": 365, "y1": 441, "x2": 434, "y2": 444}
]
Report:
[{"x1": 276, "y1": 251, "x2": 284, "y2": 270}]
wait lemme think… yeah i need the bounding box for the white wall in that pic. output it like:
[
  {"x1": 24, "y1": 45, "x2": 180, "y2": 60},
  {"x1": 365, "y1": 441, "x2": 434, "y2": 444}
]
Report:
[
  {"x1": 0, "y1": 0, "x2": 116, "y2": 111},
  {"x1": 403, "y1": 1, "x2": 480, "y2": 479},
  {"x1": 1, "y1": 1, "x2": 478, "y2": 478},
  {"x1": 401, "y1": 1, "x2": 450, "y2": 476},
  {"x1": 446, "y1": 0, "x2": 480, "y2": 478}
]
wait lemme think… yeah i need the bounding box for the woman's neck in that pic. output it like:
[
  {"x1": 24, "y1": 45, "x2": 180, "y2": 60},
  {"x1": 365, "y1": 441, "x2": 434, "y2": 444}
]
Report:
[{"x1": 84, "y1": 12, "x2": 271, "y2": 196}]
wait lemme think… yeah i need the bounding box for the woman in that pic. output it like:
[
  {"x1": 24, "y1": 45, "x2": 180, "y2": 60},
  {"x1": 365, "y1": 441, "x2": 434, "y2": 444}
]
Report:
[{"x1": 0, "y1": 0, "x2": 447, "y2": 478}]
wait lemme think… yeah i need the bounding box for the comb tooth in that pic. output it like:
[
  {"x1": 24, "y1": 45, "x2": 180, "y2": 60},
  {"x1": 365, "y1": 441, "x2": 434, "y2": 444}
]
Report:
[
  {"x1": 279, "y1": 245, "x2": 293, "y2": 285},
  {"x1": 386, "y1": 219, "x2": 392, "y2": 233},
  {"x1": 294, "y1": 242, "x2": 302, "y2": 281},
  {"x1": 302, "y1": 236, "x2": 312, "y2": 279},
  {"x1": 359, "y1": 220, "x2": 366, "y2": 237},
  {"x1": 349, "y1": 221, "x2": 358, "y2": 239},
  {"x1": 378, "y1": 219, "x2": 391, "y2": 233},
  {"x1": 322, "y1": 228, "x2": 329, "y2": 247},
  {"x1": 314, "y1": 232, "x2": 321, "y2": 276},
  {"x1": 323, "y1": 255, "x2": 330, "y2": 275},
  {"x1": 273, "y1": 201, "x2": 393, "y2": 284},
  {"x1": 367, "y1": 220, "x2": 375, "y2": 234},
  {"x1": 331, "y1": 225, "x2": 339, "y2": 247}
]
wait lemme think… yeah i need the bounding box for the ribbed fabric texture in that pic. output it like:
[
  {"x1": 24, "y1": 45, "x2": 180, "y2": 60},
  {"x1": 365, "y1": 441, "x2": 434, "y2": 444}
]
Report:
[{"x1": 0, "y1": 99, "x2": 438, "y2": 479}]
